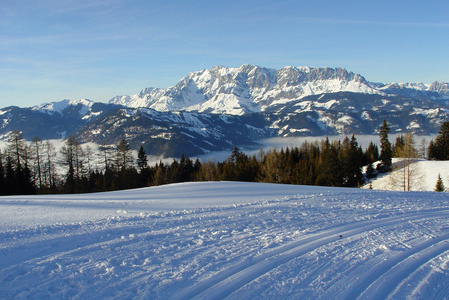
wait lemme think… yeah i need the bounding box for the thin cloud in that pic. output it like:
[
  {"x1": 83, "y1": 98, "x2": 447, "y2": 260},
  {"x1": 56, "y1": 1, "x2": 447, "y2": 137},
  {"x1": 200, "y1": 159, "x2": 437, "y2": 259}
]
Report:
[{"x1": 283, "y1": 16, "x2": 449, "y2": 28}]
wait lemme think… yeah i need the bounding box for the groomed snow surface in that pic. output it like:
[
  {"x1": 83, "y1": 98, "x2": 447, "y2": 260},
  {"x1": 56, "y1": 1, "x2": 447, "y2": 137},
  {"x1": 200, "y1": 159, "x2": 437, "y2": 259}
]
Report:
[{"x1": 1, "y1": 182, "x2": 449, "y2": 299}]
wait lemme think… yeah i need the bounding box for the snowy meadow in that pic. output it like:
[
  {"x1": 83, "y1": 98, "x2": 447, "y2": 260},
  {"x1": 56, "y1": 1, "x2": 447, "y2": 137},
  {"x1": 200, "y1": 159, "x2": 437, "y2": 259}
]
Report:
[{"x1": 1, "y1": 181, "x2": 449, "y2": 299}]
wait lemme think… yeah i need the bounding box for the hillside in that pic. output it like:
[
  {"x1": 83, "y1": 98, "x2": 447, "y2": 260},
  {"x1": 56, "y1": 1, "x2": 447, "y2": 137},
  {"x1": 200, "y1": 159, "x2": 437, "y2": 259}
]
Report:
[{"x1": 1, "y1": 182, "x2": 449, "y2": 298}]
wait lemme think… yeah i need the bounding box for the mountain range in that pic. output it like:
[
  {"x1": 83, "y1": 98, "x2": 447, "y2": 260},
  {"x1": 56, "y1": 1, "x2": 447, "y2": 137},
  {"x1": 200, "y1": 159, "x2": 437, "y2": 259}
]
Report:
[{"x1": 1, "y1": 64, "x2": 448, "y2": 156}]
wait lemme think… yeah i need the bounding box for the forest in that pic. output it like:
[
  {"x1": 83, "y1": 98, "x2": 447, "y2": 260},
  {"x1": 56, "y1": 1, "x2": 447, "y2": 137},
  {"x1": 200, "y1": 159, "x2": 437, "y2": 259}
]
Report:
[{"x1": 0, "y1": 120, "x2": 448, "y2": 195}]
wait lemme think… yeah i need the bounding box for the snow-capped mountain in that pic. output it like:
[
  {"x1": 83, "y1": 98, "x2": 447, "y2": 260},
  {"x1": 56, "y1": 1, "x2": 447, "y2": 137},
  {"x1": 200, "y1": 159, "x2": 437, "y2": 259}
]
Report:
[
  {"x1": 32, "y1": 99, "x2": 95, "y2": 115},
  {"x1": 109, "y1": 64, "x2": 449, "y2": 115},
  {"x1": 0, "y1": 65, "x2": 448, "y2": 156},
  {"x1": 0, "y1": 100, "x2": 122, "y2": 140}
]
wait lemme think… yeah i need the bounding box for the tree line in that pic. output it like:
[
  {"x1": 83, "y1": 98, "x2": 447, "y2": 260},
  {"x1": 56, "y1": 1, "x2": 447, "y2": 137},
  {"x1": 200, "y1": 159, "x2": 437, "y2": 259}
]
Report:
[
  {"x1": 0, "y1": 131, "x2": 384, "y2": 195},
  {"x1": 0, "y1": 120, "x2": 448, "y2": 195}
]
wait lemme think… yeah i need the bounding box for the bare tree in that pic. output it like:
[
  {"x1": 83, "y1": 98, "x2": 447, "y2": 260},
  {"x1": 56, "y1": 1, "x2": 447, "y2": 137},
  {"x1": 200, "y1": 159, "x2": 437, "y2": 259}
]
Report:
[
  {"x1": 7, "y1": 130, "x2": 28, "y2": 168},
  {"x1": 85, "y1": 145, "x2": 95, "y2": 174},
  {"x1": 418, "y1": 138, "x2": 427, "y2": 159},
  {"x1": 99, "y1": 142, "x2": 114, "y2": 171},
  {"x1": 31, "y1": 137, "x2": 43, "y2": 189},
  {"x1": 115, "y1": 139, "x2": 133, "y2": 171},
  {"x1": 389, "y1": 133, "x2": 425, "y2": 191},
  {"x1": 43, "y1": 140, "x2": 58, "y2": 193},
  {"x1": 60, "y1": 136, "x2": 87, "y2": 193}
]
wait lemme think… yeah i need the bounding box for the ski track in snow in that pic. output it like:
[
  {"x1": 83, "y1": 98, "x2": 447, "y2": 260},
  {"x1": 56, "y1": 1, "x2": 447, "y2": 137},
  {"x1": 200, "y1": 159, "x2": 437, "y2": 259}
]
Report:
[
  {"x1": 176, "y1": 210, "x2": 449, "y2": 300},
  {"x1": 1, "y1": 182, "x2": 449, "y2": 299}
]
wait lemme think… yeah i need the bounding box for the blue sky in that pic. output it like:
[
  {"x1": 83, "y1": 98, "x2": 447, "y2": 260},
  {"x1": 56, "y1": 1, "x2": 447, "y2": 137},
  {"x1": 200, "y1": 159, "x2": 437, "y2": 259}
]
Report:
[{"x1": 1, "y1": 0, "x2": 448, "y2": 107}]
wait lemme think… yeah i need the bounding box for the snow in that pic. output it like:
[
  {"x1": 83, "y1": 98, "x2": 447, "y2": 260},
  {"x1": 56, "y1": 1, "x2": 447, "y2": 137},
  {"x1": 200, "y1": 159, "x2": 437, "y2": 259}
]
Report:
[
  {"x1": 361, "y1": 110, "x2": 373, "y2": 121},
  {"x1": 105, "y1": 65, "x2": 449, "y2": 118},
  {"x1": 365, "y1": 159, "x2": 449, "y2": 192},
  {"x1": 32, "y1": 99, "x2": 94, "y2": 115},
  {"x1": 108, "y1": 65, "x2": 387, "y2": 115},
  {"x1": 2, "y1": 181, "x2": 449, "y2": 299}
]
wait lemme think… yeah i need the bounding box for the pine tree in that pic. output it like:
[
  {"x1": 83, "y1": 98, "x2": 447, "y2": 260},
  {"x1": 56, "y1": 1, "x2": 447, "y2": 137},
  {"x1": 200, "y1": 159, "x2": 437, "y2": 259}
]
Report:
[
  {"x1": 366, "y1": 163, "x2": 376, "y2": 178},
  {"x1": 428, "y1": 121, "x2": 449, "y2": 160},
  {"x1": 60, "y1": 136, "x2": 79, "y2": 193},
  {"x1": 393, "y1": 135, "x2": 405, "y2": 157},
  {"x1": 339, "y1": 135, "x2": 363, "y2": 187},
  {"x1": 4, "y1": 155, "x2": 15, "y2": 195},
  {"x1": 136, "y1": 146, "x2": 148, "y2": 171},
  {"x1": 365, "y1": 142, "x2": 379, "y2": 164},
  {"x1": 0, "y1": 154, "x2": 4, "y2": 195},
  {"x1": 378, "y1": 120, "x2": 392, "y2": 172},
  {"x1": 20, "y1": 164, "x2": 35, "y2": 194},
  {"x1": 6, "y1": 131, "x2": 35, "y2": 194},
  {"x1": 136, "y1": 145, "x2": 150, "y2": 187},
  {"x1": 435, "y1": 174, "x2": 445, "y2": 192},
  {"x1": 316, "y1": 138, "x2": 342, "y2": 186}
]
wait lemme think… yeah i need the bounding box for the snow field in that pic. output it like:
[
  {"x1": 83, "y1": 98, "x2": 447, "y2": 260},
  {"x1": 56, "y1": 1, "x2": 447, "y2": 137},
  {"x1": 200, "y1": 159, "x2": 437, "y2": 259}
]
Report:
[{"x1": 1, "y1": 182, "x2": 449, "y2": 299}]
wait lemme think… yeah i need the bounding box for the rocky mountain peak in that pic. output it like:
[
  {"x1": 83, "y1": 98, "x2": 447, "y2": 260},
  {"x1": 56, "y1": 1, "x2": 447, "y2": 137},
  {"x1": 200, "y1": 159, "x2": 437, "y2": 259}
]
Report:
[
  {"x1": 429, "y1": 81, "x2": 449, "y2": 95},
  {"x1": 109, "y1": 64, "x2": 381, "y2": 114}
]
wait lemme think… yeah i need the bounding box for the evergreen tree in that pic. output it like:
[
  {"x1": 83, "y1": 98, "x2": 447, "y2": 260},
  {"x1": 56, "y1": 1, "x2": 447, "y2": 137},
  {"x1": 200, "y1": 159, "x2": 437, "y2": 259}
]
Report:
[
  {"x1": 136, "y1": 145, "x2": 151, "y2": 187},
  {"x1": 435, "y1": 173, "x2": 445, "y2": 192},
  {"x1": 60, "y1": 136, "x2": 78, "y2": 193},
  {"x1": 20, "y1": 164, "x2": 35, "y2": 194},
  {"x1": 4, "y1": 155, "x2": 15, "y2": 195},
  {"x1": 0, "y1": 154, "x2": 4, "y2": 195},
  {"x1": 428, "y1": 121, "x2": 449, "y2": 160},
  {"x1": 104, "y1": 166, "x2": 116, "y2": 190},
  {"x1": 339, "y1": 135, "x2": 363, "y2": 187},
  {"x1": 137, "y1": 146, "x2": 148, "y2": 171},
  {"x1": 428, "y1": 140, "x2": 437, "y2": 160},
  {"x1": 316, "y1": 138, "x2": 342, "y2": 186},
  {"x1": 6, "y1": 131, "x2": 35, "y2": 194},
  {"x1": 378, "y1": 120, "x2": 392, "y2": 172},
  {"x1": 366, "y1": 163, "x2": 376, "y2": 178},
  {"x1": 365, "y1": 142, "x2": 379, "y2": 164}
]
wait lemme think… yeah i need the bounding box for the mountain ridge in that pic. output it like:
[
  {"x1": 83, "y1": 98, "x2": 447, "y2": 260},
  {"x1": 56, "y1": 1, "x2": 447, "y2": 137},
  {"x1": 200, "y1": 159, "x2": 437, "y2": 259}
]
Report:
[
  {"x1": 109, "y1": 64, "x2": 449, "y2": 115},
  {"x1": 0, "y1": 65, "x2": 448, "y2": 156}
]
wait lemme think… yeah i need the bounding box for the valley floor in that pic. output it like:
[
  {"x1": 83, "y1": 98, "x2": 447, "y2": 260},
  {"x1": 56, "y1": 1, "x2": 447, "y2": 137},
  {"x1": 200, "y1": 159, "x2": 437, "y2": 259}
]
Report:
[{"x1": 1, "y1": 182, "x2": 449, "y2": 299}]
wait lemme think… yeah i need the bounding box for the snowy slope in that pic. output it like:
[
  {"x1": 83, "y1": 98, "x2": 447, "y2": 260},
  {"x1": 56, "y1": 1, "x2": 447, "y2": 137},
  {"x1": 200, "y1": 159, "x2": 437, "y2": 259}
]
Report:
[
  {"x1": 365, "y1": 159, "x2": 449, "y2": 192},
  {"x1": 2, "y1": 182, "x2": 449, "y2": 299}
]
